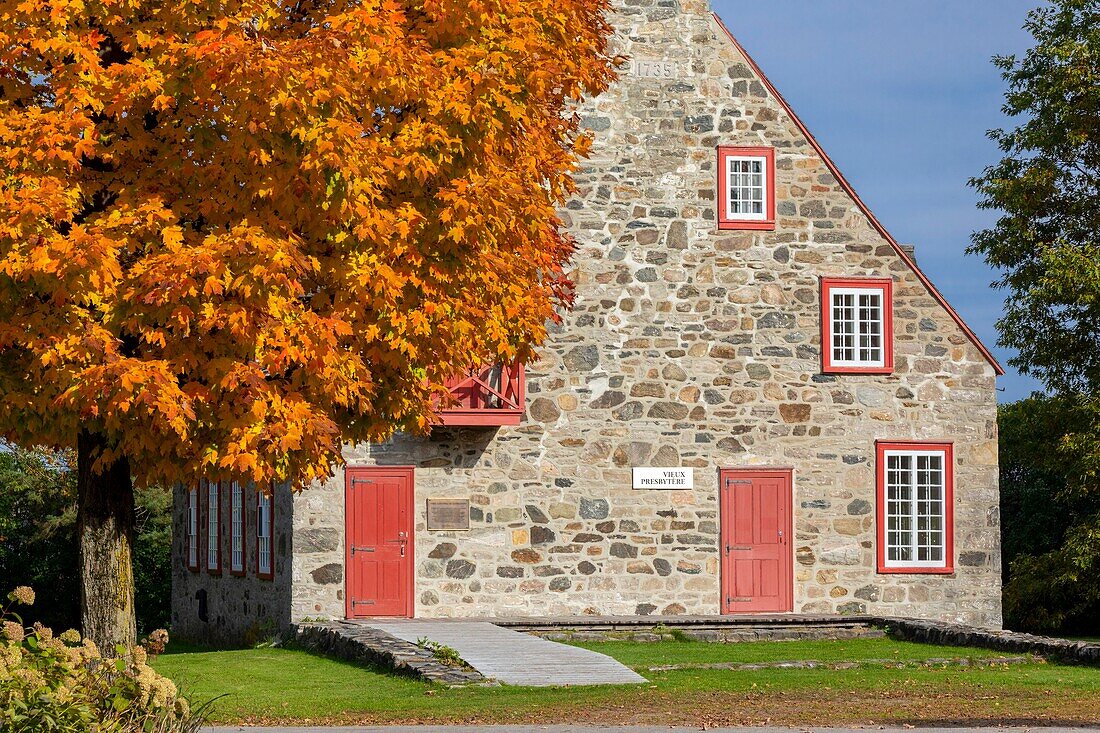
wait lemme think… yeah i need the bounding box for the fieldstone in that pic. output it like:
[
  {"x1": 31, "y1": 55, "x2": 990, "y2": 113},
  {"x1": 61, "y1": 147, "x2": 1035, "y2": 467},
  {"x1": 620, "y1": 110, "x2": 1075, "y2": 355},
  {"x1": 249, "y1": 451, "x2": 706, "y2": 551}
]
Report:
[
  {"x1": 653, "y1": 558, "x2": 672, "y2": 576},
  {"x1": 613, "y1": 441, "x2": 653, "y2": 467},
  {"x1": 511, "y1": 549, "x2": 541, "y2": 564},
  {"x1": 717, "y1": 437, "x2": 745, "y2": 453},
  {"x1": 847, "y1": 499, "x2": 872, "y2": 516},
  {"x1": 563, "y1": 345, "x2": 599, "y2": 372},
  {"x1": 610, "y1": 542, "x2": 637, "y2": 558},
  {"x1": 796, "y1": 546, "x2": 816, "y2": 565},
  {"x1": 446, "y1": 560, "x2": 476, "y2": 579},
  {"x1": 854, "y1": 585, "x2": 880, "y2": 602},
  {"x1": 531, "y1": 526, "x2": 556, "y2": 545},
  {"x1": 676, "y1": 560, "x2": 701, "y2": 574},
  {"x1": 662, "y1": 603, "x2": 686, "y2": 615},
  {"x1": 549, "y1": 502, "x2": 576, "y2": 519},
  {"x1": 960, "y1": 551, "x2": 989, "y2": 567},
  {"x1": 627, "y1": 561, "x2": 654, "y2": 574},
  {"x1": 549, "y1": 577, "x2": 572, "y2": 591},
  {"x1": 580, "y1": 498, "x2": 610, "y2": 519},
  {"x1": 525, "y1": 505, "x2": 549, "y2": 524},
  {"x1": 310, "y1": 563, "x2": 342, "y2": 585},
  {"x1": 301, "y1": 528, "x2": 339, "y2": 553},
  {"x1": 591, "y1": 390, "x2": 626, "y2": 409},
  {"x1": 612, "y1": 401, "x2": 644, "y2": 420},
  {"x1": 497, "y1": 566, "x2": 524, "y2": 578},
  {"x1": 578, "y1": 561, "x2": 597, "y2": 575},
  {"x1": 779, "y1": 403, "x2": 811, "y2": 423},
  {"x1": 837, "y1": 601, "x2": 867, "y2": 615},
  {"x1": 821, "y1": 545, "x2": 861, "y2": 566},
  {"x1": 529, "y1": 397, "x2": 561, "y2": 422},
  {"x1": 428, "y1": 542, "x2": 457, "y2": 559},
  {"x1": 636, "y1": 603, "x2": 657, "y2": 615},
  {"x1": 648, "y1": 402, "x2": 690, "y2": 420}
]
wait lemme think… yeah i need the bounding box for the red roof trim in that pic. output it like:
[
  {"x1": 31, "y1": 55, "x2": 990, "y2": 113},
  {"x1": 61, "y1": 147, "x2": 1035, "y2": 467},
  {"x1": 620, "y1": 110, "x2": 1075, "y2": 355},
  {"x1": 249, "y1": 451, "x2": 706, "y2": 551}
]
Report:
[{"x1": 711, "y1": 13, "x2": 1004, "y2": 376}]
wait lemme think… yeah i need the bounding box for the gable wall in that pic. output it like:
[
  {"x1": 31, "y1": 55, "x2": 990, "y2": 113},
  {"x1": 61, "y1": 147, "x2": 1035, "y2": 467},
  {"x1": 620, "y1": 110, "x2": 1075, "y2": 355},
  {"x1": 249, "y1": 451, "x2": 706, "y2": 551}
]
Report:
[{"x1": 291, "y1": 0, "x2": 1001, "y2": 627}]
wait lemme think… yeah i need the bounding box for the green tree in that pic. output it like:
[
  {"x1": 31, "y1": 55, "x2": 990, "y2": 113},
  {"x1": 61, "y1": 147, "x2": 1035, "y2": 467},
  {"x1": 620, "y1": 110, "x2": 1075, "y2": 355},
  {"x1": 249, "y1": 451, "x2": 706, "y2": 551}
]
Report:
[
  {"x1": 971, "y1": 0, "x2": 1100, "y2": 635},
  {"x1": 971, "y1": 0, "x2": 1100, "y2": 391},
  {"x1": 998, "y1": 397, "x2": 1100, "y2": 632},
  {"x1": 0, "y1": 447, "x2": 172, "y2": 634}
]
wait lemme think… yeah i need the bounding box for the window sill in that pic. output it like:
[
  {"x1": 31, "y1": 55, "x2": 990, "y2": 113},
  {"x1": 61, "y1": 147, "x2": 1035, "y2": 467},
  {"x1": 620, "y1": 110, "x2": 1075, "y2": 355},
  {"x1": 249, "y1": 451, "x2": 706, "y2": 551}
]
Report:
[
  {"x1": 877, "y1": 566, "x2": 955, "y2": 575},
  {"x1": 718, "y1": 219, "x2": 775, "y2": 231},
  {"x1": 823, "y1": 366, "x2": 895, "y2": 375}
]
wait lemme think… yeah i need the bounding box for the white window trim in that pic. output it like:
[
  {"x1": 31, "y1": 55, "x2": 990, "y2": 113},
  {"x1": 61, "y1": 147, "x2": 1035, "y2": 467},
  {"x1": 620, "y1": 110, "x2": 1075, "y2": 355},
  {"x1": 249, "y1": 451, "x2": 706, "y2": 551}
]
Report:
[
  {"x1": 724, "y1": 154, "x2": 769, "y2": 222},
  {"x1": 187, "y1": 487, "x2": 198, "y2": 569},
  {"x1": 206, "y1": 481, "x2": 220, "y2": 571},
  {"x1": 882, "y1": 449, "x2": 948, "y2": 570},
  {"x1": 257, "y1": 491, "x2": 272, "y2": 577},
  {"x1": 230, "y1": 482, "x2": 244, "y2": 573},
  {"x1": 829, "y1": 285, "x2": 887, "y2": 369}
]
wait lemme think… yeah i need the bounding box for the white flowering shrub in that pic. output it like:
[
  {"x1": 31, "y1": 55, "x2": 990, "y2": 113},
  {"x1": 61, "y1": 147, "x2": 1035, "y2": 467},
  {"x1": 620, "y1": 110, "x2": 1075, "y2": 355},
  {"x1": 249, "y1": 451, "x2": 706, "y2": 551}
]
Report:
[{"x1": 0, "y1": 587, "x2": 202, "y2": 732}]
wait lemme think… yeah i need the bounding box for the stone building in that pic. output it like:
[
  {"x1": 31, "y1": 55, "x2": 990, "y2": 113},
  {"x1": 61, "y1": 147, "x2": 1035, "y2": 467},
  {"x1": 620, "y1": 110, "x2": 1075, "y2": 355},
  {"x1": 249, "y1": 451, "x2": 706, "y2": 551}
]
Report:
[{"x1": 172, "y1": 0, "x2": 1004, "y2": 644}]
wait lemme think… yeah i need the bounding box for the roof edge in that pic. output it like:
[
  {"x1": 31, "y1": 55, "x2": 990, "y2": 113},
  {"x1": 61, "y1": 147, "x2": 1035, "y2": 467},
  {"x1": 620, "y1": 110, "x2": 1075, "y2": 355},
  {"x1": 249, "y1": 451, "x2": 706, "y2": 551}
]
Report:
[{"x1": 711, "y1": 12, "x2": 1004, "y2": 376}]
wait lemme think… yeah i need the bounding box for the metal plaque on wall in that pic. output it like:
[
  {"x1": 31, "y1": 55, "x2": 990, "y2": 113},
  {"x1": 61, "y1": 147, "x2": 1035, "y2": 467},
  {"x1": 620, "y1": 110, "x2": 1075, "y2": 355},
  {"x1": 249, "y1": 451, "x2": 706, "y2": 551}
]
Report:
[{"x1": 426, "y1": 498, "x2": 471, "y2": 531}]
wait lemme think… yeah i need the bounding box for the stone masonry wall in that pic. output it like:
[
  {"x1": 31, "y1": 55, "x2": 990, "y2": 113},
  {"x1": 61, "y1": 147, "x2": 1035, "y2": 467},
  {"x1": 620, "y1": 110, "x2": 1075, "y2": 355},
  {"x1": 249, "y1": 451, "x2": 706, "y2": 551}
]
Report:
[
  {"x1": 291, "y1": 0, "x2": 1002, "y2": 627},
  {"x1": 171, "y1": 482, "x2": 293, "y2": 644}
]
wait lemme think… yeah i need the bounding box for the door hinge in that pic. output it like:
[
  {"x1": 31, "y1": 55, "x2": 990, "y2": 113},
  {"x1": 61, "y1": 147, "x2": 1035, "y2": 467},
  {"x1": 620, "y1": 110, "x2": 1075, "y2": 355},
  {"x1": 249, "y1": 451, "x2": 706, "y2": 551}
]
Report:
[
  {"x1": 726, "y1": 479, "x2": 753, "y2": 486},
  {"x1": 728, "y1": 596, "x2": 753, "y2": 603},
  {"x1": 351, "y1": 600, "x2": 376, "y2": 606},
  {"x1": 351, "y1": 478, "x2": 375, "y2": 486},
  {"x1": 350, "y1": 546, "x2": 375, "y2": 555}
]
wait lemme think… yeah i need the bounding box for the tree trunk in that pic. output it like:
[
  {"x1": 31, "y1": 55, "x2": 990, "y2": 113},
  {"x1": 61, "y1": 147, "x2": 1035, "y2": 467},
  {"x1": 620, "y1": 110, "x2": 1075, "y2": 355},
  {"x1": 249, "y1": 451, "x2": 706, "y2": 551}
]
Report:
[{"x1": 77, "y1": 430, "x2": 136, "y2": 653}]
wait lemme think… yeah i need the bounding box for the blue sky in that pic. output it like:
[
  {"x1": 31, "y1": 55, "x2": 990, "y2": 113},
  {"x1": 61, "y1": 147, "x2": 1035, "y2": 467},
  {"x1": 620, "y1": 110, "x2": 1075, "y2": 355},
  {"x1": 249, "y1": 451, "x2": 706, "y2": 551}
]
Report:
[{"x1": 709, "y1": 0, "x2": 1044, "y2": 401}]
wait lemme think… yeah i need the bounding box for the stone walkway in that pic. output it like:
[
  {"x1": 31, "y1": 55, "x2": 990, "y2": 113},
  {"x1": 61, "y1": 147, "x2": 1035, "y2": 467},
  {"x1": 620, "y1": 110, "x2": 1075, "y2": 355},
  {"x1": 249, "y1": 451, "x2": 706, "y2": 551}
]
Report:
[{"x1": 361, "y1": 620, "x2": 647, "y2": 687}]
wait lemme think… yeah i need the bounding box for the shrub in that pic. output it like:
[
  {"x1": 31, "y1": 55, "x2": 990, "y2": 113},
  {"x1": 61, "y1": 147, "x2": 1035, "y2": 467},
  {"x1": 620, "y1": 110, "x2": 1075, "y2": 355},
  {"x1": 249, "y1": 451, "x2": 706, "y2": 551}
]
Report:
[{"x1": 0, "y1": 586, "x2": 203, "y2": 732}]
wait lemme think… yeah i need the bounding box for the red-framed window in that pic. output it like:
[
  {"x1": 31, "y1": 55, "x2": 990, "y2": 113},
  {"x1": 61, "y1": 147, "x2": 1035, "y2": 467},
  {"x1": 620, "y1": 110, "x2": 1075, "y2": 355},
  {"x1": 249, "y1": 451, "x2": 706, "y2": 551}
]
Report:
[
  {"x1": 230, "y1": 481, "x2": 246, "y2": 576},
  {"x1": 186, "y1": 486, "x2": 199, "y2": 571},
  {"x1": 256, "y1": 485, "x2": 273, "y2": 580},
  {"x1": 717, "y1": 146, "x2": 775, "y2": 231},
  {"x1": 876, "y1": 441, "x2": 954, "y2": 574},
  {"x1": 205, "y1": 481, "x2": 222, "y2": 574},
  {"x1": 821, "y1": 277, "x2": 894, "y2": 374}
]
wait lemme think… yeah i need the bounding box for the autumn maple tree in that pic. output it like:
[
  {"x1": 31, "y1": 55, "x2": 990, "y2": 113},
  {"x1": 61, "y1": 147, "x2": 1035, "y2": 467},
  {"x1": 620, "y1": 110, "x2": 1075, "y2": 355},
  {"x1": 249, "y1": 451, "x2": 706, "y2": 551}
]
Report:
[{"x1": 0, "y1": 0, "x2": 615, "y2": 649}]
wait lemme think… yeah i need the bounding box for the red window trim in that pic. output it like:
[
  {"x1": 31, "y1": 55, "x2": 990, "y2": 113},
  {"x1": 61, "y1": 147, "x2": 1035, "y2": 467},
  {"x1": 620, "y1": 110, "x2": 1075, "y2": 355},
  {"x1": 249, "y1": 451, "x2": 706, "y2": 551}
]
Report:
[
  {"x1": 717, "y1": 146, "x2": 776, "y2": 231},
  {"x1": 875, "y1": 440, "x2": 955, "y2": 575},
  {"x1": 821, "y1": 277, "x2": 895, "y2": 375},
  {"x1": 256, "y1": 483, "x2": 274, "y2": 581},
  {"x1": 205, "y1": 481, "x2": 222, "y2": 576},
  {"x1": 229, "y1": 482, "x2": 247, "y2": 577},
  {"x1": 186, "y1": 486, "x2": 200, "y2": 572}
]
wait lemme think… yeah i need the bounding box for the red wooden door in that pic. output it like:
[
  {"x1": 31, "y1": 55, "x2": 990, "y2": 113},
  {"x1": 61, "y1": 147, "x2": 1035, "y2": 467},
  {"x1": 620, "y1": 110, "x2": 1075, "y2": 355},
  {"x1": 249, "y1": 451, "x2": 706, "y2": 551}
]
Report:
[
  {"x1": 345, "y1": 467, "x2": 414, "y2": 618},
  {"x1": 720, "y1": 469, "x2": 793, "y2": 613}
]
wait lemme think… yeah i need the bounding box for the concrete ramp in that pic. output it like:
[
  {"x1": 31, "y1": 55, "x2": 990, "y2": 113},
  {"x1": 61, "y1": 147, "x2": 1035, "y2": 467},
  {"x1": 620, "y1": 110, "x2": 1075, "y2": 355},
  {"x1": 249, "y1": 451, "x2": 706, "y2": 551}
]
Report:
[{"x1": 363, "y1": 620, "x2": 647, "y2": 687}]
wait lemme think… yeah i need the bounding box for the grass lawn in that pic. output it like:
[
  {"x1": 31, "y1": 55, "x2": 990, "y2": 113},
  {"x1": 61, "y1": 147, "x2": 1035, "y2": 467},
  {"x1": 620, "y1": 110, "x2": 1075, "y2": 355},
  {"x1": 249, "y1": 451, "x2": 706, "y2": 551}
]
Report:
[{"x1": 153, "y1": 637, "x2": 1100, "y2": 727}]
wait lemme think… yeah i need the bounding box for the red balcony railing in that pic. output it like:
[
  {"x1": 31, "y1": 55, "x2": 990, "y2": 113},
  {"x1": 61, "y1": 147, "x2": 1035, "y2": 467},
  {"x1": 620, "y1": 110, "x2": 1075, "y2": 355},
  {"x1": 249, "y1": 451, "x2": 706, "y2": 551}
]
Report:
[{"x1": 437, "y1": 362, "x2": 526, "y2": 427}]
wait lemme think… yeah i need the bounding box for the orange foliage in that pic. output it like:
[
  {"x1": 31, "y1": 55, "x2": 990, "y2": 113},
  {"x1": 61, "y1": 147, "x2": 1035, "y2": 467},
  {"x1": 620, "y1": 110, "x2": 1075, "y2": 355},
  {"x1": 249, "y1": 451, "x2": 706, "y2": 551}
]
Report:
[{"x1": 0, "y1": 0, "x2": 616, "y2": 489}]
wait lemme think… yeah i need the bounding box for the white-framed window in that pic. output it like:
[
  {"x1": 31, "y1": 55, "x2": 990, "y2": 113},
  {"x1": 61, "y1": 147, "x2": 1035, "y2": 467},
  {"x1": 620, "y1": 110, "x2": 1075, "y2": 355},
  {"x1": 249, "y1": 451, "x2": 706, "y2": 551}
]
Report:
[
  {"x1": 877, "y1": 442, "x2": 954, "y2": 573},
  {"x1": 187, "y1": 486, "x2": 199, "y2": 570},
  {"x1": 206, "y1": 481, "x2": 221, "y2": 572},
  {"x1": 257, "y1": 489, "x2": 273, "y2": 579},
  {"x1": 717, "y1": 146, "x2": 775, "y2": 230},
  {"x1": 822, "y1": 278, "x2": 894, "y2": 373},
  {"x1": 230, "y1": 482, "x2": 244, "y2": 574},
  {"x1": 725, "y1": 156, "x2": 767, "y2": 220}
]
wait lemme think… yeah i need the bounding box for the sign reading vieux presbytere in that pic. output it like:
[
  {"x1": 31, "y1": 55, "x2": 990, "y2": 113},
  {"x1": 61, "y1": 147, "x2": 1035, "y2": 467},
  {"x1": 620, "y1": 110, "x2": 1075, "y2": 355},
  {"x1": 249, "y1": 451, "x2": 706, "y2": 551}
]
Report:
[{"x1": 632, "y1": 467, "x2": 694, "y2": 490}]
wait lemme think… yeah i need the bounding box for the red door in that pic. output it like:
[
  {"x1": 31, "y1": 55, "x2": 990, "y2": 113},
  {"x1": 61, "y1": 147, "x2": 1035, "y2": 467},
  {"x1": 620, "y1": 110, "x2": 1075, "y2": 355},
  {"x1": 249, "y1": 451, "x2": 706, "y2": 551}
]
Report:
[
  {"x1": 720, "y1": 469, "x2": 793, "y2": 613},
  {"x1": 345, "y1": 467, "x2": 414, "y2": 618}
]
